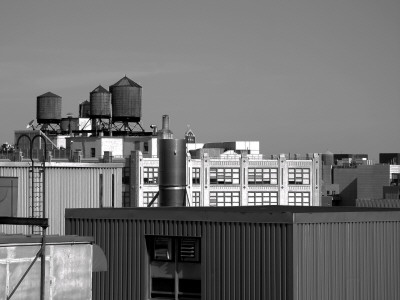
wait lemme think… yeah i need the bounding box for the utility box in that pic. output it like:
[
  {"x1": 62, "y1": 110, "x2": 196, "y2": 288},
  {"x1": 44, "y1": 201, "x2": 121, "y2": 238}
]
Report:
[{"x1": 0, "y1": 235, "x2": 106, "y2": 300}]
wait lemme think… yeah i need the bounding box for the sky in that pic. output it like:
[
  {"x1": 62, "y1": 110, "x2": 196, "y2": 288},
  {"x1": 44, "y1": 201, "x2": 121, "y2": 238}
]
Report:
[{"x1": 0, "y1": 0, "x2": 399, "y2": 160}]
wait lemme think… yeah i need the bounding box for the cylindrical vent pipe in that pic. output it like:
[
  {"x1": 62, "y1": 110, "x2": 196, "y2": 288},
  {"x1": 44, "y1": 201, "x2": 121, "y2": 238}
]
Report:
[
  {"x1": 158, "y1": 139, "x2": 186, "y2": 207},
  {"x1": 162, "y1": 115, "x2": 169, "y2": 130},
  {"x1": 157, "y1": 114, "x2": 173, "y2": 139}
]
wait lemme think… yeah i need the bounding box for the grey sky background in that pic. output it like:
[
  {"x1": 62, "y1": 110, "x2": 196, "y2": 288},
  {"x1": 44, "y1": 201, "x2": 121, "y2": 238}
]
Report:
[{"x1": 0, "y1": 0, "x2": 399, "y2": 160}]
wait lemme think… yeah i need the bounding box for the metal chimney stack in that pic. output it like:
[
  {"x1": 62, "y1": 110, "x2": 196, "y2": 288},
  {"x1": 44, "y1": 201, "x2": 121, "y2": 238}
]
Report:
[
  {"x1": 158, "y1": 138, "x2": 186, "y2": 206},
  {"x1": 157, "y1": 114, "x2": 173, "y2": 139},
  {"x1": 162, "y1": 115, "x2": 169, "y2": 131}
]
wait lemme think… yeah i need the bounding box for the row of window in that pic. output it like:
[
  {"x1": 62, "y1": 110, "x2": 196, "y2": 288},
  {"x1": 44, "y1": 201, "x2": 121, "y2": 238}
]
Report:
[
  {"x1": 288, "y1": 192, "x2": 311, "y2": 206},
  {"x1": 142, "y1": 167, "x2": 312, "y2": 185},
  {"x1": 142, "y1": 191, "x2": 310, "y2": 206},
  {"x1": 210, "y1": 168, "x2": 240, "y2": 185}
]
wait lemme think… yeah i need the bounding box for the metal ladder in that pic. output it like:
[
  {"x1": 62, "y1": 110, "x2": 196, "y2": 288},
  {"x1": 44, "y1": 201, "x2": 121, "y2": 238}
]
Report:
[{"x1": 29, "y1": 162, "x2": 45, "y2": 234}]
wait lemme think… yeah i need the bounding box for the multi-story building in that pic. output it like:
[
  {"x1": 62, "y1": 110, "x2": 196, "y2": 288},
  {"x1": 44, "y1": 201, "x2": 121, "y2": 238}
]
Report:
[
  {"x1": 320, "y1": 152, "x2": 400, "y2": 205},
  {"x1": 127, "y1": 146, "x2": 321, "y2": 207}
]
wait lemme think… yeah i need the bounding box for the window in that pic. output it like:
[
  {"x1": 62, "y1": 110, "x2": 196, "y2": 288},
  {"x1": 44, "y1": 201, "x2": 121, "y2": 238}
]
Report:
[
  {"x1": 135, "y1": 141, "x2": 140, "y2": 150},
  {"x1": 192, "y1": 168, "x2": 200, "y2": 185},
  {"x1": 91, "y1": 148, "x2": 96, "y2": 158},
  {"x1": 209, "y1": 192, "x2": 240, "y2": 206},
  {"x1": 288, "y1": 168, "x2": 310, "y2": 185},
  {"x1": 210, "y1": 168, "x2": 240, "y2": 185},
  {"x1": 144, "y1": 167, "x2": 158, "y2": 184},
  {"x1": 122, "y1": 191, "x2": 130, "y2": 207},
  {"x1": 122, "y1": 167, "x2": 130, "y2": 184},
  {"x1": 391, "y1": 173, "x2": 400, "y2": 186},
  {"x1": 192, "y1": 192, "x2": 200, "y2": 206},
  {"x1": 288, "y1": 192, "x2": 310, "y2": 206},
  {"x1": 248, "y1": 192, "x2": 278, "y2": 205},
  {"x1": 148, "y1": 236, "x2": 201, "y2": 299},
  {"x1": 144, "y1": 191, "x2": 158, "y2": 206},
  {"x1": 248, "y1": 168, "x2": 278, "y2": 185},
  {"x1": 144, "y1": 142, "x2": 149, "y2": 153}
]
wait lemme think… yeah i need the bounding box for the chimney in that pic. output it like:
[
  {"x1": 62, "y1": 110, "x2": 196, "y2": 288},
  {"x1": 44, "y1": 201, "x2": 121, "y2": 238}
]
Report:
[{"x1": 157, "y1": 115, "x2": 173, "y2": 139}]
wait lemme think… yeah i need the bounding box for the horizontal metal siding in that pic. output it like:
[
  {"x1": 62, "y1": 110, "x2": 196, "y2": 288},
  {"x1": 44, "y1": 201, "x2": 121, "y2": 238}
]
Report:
[
  {"x1": 66, "y1": 217, "x2": 292, "y2": 300},
  {"x1": 293, "y1": 222, "x2": 400, "y2": 300},
  {"x1": 0, "y1": 165, "x2": 122, "y2": 235}
]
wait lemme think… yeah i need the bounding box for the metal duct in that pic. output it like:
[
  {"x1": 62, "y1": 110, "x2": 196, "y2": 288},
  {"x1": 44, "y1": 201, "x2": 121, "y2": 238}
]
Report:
[{"x1": 158, "y1": 139, "x2": 186, "y2": 207}]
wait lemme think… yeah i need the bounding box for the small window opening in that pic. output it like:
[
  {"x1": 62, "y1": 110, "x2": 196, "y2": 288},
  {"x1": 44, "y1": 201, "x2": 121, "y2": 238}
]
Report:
[{"x1": 148, "y1": 236, "x2": 201, "y2": 299}]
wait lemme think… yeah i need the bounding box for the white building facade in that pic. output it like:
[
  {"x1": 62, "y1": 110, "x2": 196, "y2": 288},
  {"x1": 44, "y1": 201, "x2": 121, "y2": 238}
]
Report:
[{"x1": 128, "y1": 150, "x2": 321, "y2": 207}]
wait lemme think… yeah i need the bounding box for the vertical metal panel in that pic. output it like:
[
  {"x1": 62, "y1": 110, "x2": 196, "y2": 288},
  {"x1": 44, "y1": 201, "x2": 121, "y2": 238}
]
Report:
[
  {"x1": 0, "y1": 163, "x2": 122, "y2": 235},
  {"x1": 202, "y1": 220, "x2": 291, "y2": 300},
  {"x1": 66, "y1": 216, "x2": 292, "y2": 300},
  {"x1": 293, "y1": 221, "x2": 400, "y2": 300}
]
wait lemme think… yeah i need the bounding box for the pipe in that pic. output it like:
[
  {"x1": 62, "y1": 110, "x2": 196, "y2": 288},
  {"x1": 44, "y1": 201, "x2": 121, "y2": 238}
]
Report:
[{"x1": 158, "y1": 139, "x2": 186, "y2": 206}]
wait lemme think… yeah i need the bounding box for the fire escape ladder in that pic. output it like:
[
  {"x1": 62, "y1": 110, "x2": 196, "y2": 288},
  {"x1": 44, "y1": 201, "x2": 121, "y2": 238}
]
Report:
[{"x1": 29, "y1": 162, "x2": 45, "y2": 234}]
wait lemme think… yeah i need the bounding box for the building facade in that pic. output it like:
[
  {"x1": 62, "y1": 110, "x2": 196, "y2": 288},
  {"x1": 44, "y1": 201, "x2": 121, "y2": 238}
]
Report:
[{"x1": 127, "y1": 150, "x2": 321, "y2": 207}]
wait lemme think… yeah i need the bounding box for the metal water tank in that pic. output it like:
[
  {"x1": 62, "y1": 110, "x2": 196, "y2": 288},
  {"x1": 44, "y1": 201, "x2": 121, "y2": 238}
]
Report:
[
  {"x1": 60, "y1": 117, "x2": 79, "y2": 132},
  {"x1": 90, "y1": 85, "x2": 111, "y2": 118},
  {"x1": 36, "y1": 92, "x2": 62, "y2": 124},
  {"x1": 79, "y1": 100, "x2": 91, "y2": 118},
  {"x1": 109, "y1": 76, "x2": 142, "y2": 122}
]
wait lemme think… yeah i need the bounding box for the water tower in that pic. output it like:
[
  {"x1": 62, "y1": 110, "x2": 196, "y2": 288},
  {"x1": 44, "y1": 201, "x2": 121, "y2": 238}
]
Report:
[
  {"x1": 36, "y1": 92, "x2": 62, "y2": 132},
  {"x1": 90, "y1": 85, "x2": 112, "y2": 135},
  {"x1": 109, "y1": 76, "x2": 144, "y2": 134}
]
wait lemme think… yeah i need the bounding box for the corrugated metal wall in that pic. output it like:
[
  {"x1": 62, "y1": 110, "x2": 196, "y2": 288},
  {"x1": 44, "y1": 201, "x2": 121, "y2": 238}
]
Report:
[
  {"x1": 202, "y1": 221, "x2": 291, "y2": 300},
  {"x1": 66, "y1": 217, "x2": 292, "y2": 300},
  {"x1": 0, "y1": 163, "x2": 123, "y2": 235},
  {"x1": 356, "y1": 198, "x2": 400, "y2": 208},
  {"x1": 293, "y1": 221, "x2": 400, "y2": 300}
]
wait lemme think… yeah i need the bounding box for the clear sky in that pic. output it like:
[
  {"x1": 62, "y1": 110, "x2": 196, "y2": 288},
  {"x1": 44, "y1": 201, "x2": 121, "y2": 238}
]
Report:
[{"x1": 0, "y1": 0, "x2": 399, "y2": 160}]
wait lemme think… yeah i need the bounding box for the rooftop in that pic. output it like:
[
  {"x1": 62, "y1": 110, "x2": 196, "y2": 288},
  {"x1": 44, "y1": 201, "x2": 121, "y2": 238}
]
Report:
[{"x1": 66, "y1": 206, "x2": 400, "y2": 224}]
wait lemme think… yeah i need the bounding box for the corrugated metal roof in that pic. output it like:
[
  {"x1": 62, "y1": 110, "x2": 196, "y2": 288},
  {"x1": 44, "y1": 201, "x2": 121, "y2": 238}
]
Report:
[
  {"x1": 65, "y1": 206, "x2": 400, "y2": 224},
  {"x1": 37, "y1": 91, "x2": 61, "y2": 98},
  {"x1": 91, "y1": 85, "x2": 110, "y2": 94},
  {"x1": 110, "y1": 76, "x2": 142, "y2": 88}
]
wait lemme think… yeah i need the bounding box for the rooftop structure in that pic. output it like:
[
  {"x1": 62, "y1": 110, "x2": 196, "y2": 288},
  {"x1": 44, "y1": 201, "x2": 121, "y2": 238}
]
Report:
[
  {"x1": 66, "y1": 206, "x2": 400, "y2": 300},
  {"x1": 0, "y1": 234, "x2": 105, "y2": 299}
]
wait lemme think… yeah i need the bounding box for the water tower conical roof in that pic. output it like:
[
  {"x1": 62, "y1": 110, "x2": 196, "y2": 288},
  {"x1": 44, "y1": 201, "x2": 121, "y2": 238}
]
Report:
[
  {"x1": 91, "y1": 85, "x2": 109, "y2": 94},
  {"x1": 110, "y1": 76, "x2": 141, "y2": 88}
]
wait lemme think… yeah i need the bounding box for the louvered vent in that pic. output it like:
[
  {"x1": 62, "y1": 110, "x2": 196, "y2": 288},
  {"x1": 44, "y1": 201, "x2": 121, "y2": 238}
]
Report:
[{"x1": 180, "y1": 239, "x2": 200, "y2": 262}]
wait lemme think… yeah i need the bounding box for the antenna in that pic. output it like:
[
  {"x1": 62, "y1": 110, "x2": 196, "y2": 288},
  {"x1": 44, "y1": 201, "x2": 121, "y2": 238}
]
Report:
[{"x1": 26, "y1": 120, "x2": 35, "y2": 129}]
